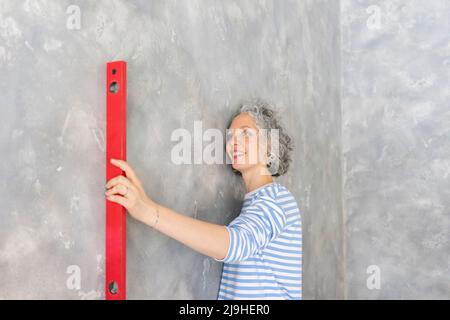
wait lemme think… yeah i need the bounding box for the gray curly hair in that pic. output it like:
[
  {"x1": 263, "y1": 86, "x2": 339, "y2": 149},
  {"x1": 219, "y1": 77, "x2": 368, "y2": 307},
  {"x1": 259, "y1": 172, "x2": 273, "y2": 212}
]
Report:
[{"x1": 227, "y1": 99, "x2": 294, "y2": 177}]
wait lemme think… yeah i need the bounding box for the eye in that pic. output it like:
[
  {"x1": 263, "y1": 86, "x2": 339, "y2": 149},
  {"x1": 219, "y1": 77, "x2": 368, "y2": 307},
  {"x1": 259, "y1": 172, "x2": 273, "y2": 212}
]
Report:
[{"x1": 243, "y1": 128, "x2": 254, "y2": 136}]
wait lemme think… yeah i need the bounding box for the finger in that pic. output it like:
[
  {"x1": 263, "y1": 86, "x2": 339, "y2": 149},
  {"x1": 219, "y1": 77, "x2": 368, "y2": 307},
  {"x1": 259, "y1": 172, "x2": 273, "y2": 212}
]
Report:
[
  {"x1": 106, "y1": 195, "x2": 130, "y2": 208},
  {"x1": 105, "y1": 175, "x2": 133, "y2": 189},
  {"x1": 110, "y1": 159, "x2": 142, "y2": 187},
  {"x1": 105, "y1": 184, "x2": 128, "y2": 197}
]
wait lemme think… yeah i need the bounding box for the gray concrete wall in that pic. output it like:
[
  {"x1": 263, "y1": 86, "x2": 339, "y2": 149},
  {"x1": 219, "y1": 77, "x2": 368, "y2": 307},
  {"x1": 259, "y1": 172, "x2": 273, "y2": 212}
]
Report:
[
  {"x1": 296, "y1": 0, "x2": 344, "y2": 300},
  {"x1": 341, "y1": 0, "x2": 450, "y2": 299},
  {"x1": 0, "y1": 0, "x2": 343, "y2": 299}
]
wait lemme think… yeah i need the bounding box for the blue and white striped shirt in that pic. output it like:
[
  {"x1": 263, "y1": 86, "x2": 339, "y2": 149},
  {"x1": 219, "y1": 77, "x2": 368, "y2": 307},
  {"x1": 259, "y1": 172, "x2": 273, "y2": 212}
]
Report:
[{"x1": 216, "y1": 182, "x2": 302, "y2": 300}]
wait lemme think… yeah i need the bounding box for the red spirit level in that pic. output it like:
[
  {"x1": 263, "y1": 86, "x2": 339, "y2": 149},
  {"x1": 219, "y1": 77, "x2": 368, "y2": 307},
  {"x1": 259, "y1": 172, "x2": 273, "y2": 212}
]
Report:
[{"x1": 105, "y1": 61, "x2": 127, "y2": 300}]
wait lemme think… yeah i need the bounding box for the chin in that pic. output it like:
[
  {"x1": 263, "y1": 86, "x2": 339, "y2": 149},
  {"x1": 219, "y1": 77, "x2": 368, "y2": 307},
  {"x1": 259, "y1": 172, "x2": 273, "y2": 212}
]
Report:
[
  {"x1": 232, "y1": 162, "x2": 255, "y2": 173},
  {"x1": 231, "y1": 163, "x2": 242, "y2": 171},
  {"x1": 232, "y1": 162, "x2": 245, "y2": 171}
]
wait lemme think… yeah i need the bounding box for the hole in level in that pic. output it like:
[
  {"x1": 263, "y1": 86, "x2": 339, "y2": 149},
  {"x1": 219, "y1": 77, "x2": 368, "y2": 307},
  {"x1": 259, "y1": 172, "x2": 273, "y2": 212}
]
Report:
[
  {"x1": 109, "y1": 81, "x2": 119, "y2": 94},
  {"x1": 108, "y1": 281, "x2": 119, "y2": 295},
  {"x1": 112, "y1": 69, "x2": 116, "y2": 75}
]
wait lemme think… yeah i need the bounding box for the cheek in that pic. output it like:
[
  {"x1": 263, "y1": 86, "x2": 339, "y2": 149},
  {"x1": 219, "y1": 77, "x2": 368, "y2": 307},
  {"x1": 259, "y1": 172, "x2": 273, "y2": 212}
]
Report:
[
  {"x1": 244, "y1": 137, "x2": 251, "y2": 150},
  {"x1": 245, "y1": 137, "x2": 259, "y2": 155}
]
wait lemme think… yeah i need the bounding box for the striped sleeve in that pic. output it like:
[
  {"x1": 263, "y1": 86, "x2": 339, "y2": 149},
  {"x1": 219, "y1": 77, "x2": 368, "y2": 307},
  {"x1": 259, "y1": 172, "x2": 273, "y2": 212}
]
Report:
[{"x1": 215, "y1": 196, "x2": 288, "y2": 263}]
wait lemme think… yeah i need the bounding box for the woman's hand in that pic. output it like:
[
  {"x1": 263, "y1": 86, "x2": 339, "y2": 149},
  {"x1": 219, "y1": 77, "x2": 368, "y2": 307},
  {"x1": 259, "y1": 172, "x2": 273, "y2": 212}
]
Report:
[{"x1": 105, "y1": 159, "x2": 155, "y2": 223}]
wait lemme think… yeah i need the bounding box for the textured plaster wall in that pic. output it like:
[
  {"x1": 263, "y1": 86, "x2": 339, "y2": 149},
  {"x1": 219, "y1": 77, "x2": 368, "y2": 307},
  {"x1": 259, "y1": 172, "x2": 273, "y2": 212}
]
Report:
[
  {"x1": 0, "y1": 0, "x2": 343, "y2": 299},
  {"x1": 341, "y1": 0, "x2": 450, "y2": 299}
]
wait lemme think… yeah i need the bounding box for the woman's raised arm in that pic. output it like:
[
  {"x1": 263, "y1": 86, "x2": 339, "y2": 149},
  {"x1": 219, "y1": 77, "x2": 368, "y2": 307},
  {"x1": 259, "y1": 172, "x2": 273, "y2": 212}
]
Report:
[{"x1": 105, "y1": 158, "x2": 229, "y2": 261}]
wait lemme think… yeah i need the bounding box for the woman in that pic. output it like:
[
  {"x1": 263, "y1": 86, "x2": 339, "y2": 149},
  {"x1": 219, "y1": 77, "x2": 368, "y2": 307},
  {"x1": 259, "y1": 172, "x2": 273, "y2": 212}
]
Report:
[{"x1": 105, "y1": 100, "x2": 302, "y2": 300}]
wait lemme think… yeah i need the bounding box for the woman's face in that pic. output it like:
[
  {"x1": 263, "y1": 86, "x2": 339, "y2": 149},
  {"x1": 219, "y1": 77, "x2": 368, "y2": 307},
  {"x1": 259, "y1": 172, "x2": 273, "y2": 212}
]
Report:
[{"x1": 226, "y1": 112, "x2": 267, "y2": 173}]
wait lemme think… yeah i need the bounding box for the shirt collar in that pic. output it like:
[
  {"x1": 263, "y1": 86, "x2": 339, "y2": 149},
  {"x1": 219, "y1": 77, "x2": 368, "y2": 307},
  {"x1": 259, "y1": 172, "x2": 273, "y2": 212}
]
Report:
[{"x1": 244, "y1": 182, "x2": 276, "y2": 200}]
